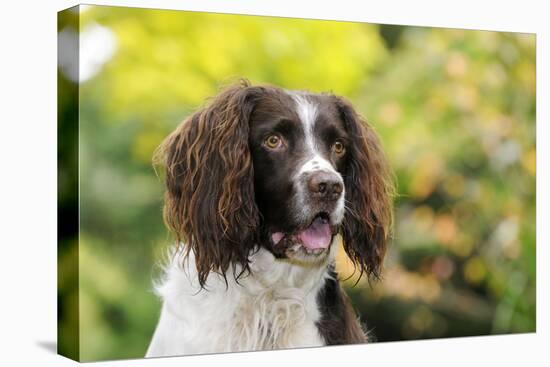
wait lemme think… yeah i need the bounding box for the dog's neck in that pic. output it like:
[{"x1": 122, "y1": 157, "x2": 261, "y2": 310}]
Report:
[
  {"x1": 245, "y1": 245, "x2": 336, "y2": 293},
  {"x1": 167, "y1": 239, "x2": 338, "y2": 296}
]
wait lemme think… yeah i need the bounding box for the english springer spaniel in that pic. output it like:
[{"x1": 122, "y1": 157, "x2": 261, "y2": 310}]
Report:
[{"x1": 146, "y1": 80, "x2": 393, "y2": 357}]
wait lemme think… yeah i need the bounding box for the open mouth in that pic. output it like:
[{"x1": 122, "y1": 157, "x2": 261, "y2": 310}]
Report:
[{"x1": 271, "y1": 212, "x2": 336, "y2": 254}]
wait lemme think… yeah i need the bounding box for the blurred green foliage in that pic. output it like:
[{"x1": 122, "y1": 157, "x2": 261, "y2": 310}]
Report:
[{"x1": 58, "y1": 5, "x2": 535, "y2": 361}]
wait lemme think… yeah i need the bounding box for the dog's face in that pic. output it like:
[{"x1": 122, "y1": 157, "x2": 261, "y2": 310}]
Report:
[
  {"x1": 249, "y1": 91, "x2": 348, "y2": 262},
  {"x1": 157, "y1": 81, "x2": 393, "y2": 286}
]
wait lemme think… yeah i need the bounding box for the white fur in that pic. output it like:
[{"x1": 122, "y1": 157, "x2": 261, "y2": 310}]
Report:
[
  {"x1": 146, "y1": 244, "x2": 338, "y2": 357},
  {"x1": 290, "y1": 92, "x2": 318, "y2": 154}
]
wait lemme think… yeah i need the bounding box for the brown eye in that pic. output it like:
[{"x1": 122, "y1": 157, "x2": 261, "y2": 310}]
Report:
[
  {"x1": 264, "y1": 134, "x2": 283, "y2": 149},
  {"x1": 333, "y1": 140, "x2": 346, "y2": 155}
]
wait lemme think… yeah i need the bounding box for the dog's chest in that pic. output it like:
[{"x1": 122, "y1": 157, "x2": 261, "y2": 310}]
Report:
[
  {"x1": 149, "y1": 249, "x2": 329, "y2": 356},
  {"x1": 185, "y1": 252, "x2": 328, "y2": 353},
  {"x1": 202, "y1": 283, "x2": 325, "y2": 352},
  {"x1": 194, "y1": 268, "x2": 324, "y2": 351}
]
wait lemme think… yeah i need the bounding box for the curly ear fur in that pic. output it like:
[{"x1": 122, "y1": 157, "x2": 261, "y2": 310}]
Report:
[
  {"x1": 155, "y1": 81, "x2": 261, "y2": 287},
  {"x1": 334, "y1": 96, "x2": 394, "y2": 280}
]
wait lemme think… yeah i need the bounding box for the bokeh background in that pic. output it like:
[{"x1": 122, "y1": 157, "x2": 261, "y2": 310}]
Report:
[{"x1": 57, "y1": 5, "x2": 536, "y2": 361}]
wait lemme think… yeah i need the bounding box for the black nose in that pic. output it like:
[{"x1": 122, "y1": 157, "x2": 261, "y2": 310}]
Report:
[{"x1": 307, "y1": 171, "x2": 343, "y2": 200}]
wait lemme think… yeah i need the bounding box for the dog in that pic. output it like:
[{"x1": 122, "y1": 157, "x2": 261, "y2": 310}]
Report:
[{"x1": 146, "y1": 80, "x2": 393, "y2": 357}]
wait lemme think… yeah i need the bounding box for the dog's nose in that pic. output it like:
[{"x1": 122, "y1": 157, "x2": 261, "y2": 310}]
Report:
[{"x1": 307, "y1": 171, "x2": 343, "y2": 200}]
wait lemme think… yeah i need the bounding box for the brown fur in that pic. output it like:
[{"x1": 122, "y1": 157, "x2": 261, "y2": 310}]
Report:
[
  {"x1": 333, "y1": 95, "x2": 394, "y2": 279},
  {"x1": 316, "y1": 267, "x2": 369, "y2": 344},
  {"x1": 340, "y1": 291, "x2": 369, "y2": 343},
  {"x1": 154, "y1": 81, "x2": 261, "y2": 287}
]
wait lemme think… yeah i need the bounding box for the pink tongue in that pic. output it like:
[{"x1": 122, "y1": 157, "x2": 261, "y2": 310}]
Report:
[
  {"x1": 297, "y1": 217, "x2": 332, "y2": 249},
  {"x1": 271, "y1": 232, "x2": 285, "y2": 245}
]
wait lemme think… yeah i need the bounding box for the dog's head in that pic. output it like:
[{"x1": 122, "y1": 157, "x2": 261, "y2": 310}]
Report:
[{"x1": 156, "y1": 81, "x2": 393, "y2": 286}]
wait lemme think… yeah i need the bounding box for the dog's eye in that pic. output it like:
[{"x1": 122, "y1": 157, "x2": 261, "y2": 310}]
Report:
[
  {"x1": 264, "y1": 134, "x2": 283, "y2": 149},
  {"x1": 332, "y1": 140, "x2": 346, "y2": 155}
]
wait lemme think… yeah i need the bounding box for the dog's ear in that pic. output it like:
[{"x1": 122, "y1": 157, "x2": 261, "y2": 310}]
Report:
[
  {"x1": 155, "y1": 81, "x2": 261, "y2": 287},
  {"x1": 333, "y1": 96, "x2": 394, "y2": 280}
]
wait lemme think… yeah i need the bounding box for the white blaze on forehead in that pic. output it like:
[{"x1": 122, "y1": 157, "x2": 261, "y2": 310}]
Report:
[
  {"x1": 288, "y1": 91, "x2": 319, "y2": 154},
  {"x1": 289, "y1": 92, "x2": 318, "y2": 129},
  {"x1": 286, "y1": 91, "x2": 340, "y2": 177}
]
